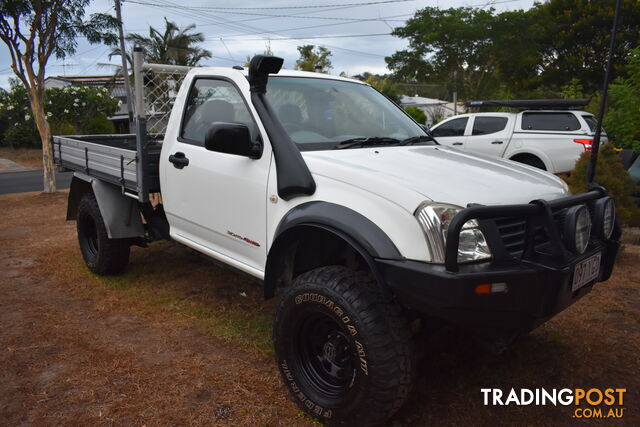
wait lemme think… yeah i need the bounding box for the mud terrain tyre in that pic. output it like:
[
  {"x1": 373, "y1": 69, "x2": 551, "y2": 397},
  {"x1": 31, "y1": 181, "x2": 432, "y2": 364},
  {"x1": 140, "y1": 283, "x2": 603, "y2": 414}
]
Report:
[
  {"x1": 273, "y1": 266, "x2": 415, "y2": 426},
  {"x1": 77, "y1": 193, "x2": 130, "y2": 275}
]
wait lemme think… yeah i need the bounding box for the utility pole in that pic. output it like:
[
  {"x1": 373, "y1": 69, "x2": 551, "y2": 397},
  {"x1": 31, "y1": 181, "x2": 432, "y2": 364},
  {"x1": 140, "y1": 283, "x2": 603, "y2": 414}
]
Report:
[
  {"x1": 453, "y1": 70, "x2": 458, "y2": 115},
  {"x1": 114, "y1": 0, "x2": 135, "y2": 132}
]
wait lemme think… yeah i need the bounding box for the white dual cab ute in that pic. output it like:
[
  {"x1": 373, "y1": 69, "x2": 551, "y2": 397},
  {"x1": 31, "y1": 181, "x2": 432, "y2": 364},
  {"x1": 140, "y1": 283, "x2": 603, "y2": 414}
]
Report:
[
  {"x1": 54, "y1": 55, "x2": 620, "y2": 426},
  {"x1": 430, "y1": 99, "x2": 606, "y2": 173}
]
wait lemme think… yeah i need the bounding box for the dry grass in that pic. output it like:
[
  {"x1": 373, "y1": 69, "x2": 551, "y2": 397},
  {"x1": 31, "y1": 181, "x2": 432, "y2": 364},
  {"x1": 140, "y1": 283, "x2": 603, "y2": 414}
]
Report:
[
  {"x1": 0, "y1": 191, "x2": 639, "y2": 425},
  {"x1": 0, "y1": 147, "x2": 42, "y2": 167}
]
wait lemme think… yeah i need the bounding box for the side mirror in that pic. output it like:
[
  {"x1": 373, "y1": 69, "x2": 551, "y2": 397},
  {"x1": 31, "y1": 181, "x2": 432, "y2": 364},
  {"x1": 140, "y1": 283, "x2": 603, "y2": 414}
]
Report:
[{"x1": 204, "y1": 122, "x2": 263, "y2": 159}]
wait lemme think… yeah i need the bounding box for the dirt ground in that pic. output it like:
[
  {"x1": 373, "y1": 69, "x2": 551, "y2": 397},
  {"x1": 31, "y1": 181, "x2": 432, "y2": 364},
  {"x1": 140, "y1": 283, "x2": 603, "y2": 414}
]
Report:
[
  {"x1": 1, "y1": 191, "x2": 639, "y2": 426},
  {"x1": 0, "y1": 148, "x2": 43, "y2": 168}
]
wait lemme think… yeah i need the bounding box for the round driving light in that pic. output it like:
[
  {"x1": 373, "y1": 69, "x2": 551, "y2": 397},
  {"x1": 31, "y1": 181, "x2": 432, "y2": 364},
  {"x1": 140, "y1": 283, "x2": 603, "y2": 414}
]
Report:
[
  {"x1": 563, "y1": 205, "x2": 592, "y2": 254},
  {"x1": 593, "y1": 197, "x2": 616, "y2": 239}
]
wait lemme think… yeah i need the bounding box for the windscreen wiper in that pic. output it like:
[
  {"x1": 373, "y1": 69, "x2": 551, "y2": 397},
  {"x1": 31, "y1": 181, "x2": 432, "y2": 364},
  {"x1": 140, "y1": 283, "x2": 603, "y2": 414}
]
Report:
[
  {"x1": 333, "y1": 137, "x2": 401, "y2": 149},
  {"x1": 397, "y1": 134, "x2": 437, "y2": 145}
]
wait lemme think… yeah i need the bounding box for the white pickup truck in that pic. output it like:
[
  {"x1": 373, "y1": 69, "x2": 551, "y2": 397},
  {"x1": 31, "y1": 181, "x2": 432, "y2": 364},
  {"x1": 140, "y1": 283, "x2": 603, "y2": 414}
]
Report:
[
  {"x1": 53, "y1": 54, "x2": 620, "y2": 426},
  {"x1": 430, "y1": 110, "x2": 606, "y2": 173}
]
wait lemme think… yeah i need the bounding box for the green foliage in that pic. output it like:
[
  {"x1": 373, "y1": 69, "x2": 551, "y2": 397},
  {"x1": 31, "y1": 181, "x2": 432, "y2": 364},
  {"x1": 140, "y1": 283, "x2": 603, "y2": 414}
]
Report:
[
  {"x1": 294, "y1": 45, "x2": 333, "y2": 73},
  {"x1": 560, "y1": 78, "x2": 584, "y2": 99},
  {"x1": 564, "y1": 144, "x2": 640, "y2": 226},
  {"x1": 110, "y1": 18, "x2": 211, "y2": 66},
  {"x1": 387, "y1": 0, "x2": 640, "y2": 99},
  {"x1": 404, "y1": 106, "x2": 427, "y2": 124},
  {"x1": 386, "y1": 6, "x2": 545, "y2": 99},
  {"x1": 534, "y1": 0, "x2": 640, "y2": 93},
  {"x1": 363, "y1": 74, "x2": 401, "y2": 104},
  {"x1": 83, "y1": 114, "x2": 115, "y2": 135},
  {"x1": 50, "y1": 121, "x2": 75, "y2": 136},
  {"x1": 0, "y1": 84, "x2": 120, "y2": 147},
  {"x1": 604, "y1": 46, "x2": 640, "y2": 150}
]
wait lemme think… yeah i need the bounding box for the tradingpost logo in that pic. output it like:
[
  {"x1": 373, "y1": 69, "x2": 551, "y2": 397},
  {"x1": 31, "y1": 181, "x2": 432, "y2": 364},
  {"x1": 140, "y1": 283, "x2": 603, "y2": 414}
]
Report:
[{"x1": 481, "y1": 388, "x2": 626, "y2": 419}]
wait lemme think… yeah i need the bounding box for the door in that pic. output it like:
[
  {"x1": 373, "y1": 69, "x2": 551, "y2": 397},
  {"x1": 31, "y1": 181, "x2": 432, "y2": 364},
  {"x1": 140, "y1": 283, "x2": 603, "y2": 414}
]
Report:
[
  {"x1": 430, "y1": 116, "x2": 469, "y2": 149},
  {"x1": 465, "y1": 115, "x2": 511, "y2": 157},
  {"x1": 163, "y1": 78, "x2": 271, "y2": 273}
]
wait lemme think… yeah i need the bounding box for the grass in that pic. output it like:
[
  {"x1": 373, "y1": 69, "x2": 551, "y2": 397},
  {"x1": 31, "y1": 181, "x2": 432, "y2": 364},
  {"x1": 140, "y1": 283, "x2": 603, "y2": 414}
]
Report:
[
  {"x1": 61, "y1": 242, "x2": 275, "y2": 357},
  {"x1": 0, "y1": 147, "x2": 42, "y2": 167}
]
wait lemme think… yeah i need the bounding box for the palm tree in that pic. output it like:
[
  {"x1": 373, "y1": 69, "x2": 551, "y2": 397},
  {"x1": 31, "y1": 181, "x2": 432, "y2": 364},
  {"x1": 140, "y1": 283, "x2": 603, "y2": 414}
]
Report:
[{"x1": 110, "y1": 18, "x2": 212, "y2": 66}]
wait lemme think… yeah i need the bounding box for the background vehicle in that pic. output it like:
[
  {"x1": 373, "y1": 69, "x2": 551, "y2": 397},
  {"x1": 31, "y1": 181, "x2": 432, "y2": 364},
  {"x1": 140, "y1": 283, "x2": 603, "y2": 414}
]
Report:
[
  {"x1": 53, "y1": 54, "x2": 620, "y2": 426},
  {"x1": 430, "y1": 101, "x2": 607, "y2": 173}
]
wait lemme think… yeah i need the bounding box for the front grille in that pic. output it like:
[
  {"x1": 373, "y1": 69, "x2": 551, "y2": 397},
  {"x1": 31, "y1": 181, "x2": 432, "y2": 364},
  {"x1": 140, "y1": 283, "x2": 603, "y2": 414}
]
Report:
[{"x1": 495, "y1": 214, "x2": 559, "y2": 258}]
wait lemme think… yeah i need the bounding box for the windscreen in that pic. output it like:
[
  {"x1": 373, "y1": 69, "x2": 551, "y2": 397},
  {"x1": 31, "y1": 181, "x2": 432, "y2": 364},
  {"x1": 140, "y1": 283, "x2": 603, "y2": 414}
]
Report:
[{"x1": 266, "y1": 77, "x2": 428, "y2": 150}]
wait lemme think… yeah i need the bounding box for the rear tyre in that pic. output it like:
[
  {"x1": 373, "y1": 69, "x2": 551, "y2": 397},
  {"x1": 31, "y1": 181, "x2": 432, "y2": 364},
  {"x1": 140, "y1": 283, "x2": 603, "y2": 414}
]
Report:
[
  {"x1": 77, "y1": 193, "x2": 130, "y2": 275},
  {"x1": 273, "y1": 266, "x2": 415, "y2": 426},
  {"x1": 511, "y1": 154, "x2": 546, "y2": 170}
]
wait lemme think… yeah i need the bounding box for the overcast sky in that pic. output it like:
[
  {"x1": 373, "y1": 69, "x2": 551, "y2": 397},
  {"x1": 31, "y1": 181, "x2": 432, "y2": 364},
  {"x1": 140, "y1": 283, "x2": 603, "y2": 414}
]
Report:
[{"x1": 0, "y1": 0, "x2": 535, "y2": 88}]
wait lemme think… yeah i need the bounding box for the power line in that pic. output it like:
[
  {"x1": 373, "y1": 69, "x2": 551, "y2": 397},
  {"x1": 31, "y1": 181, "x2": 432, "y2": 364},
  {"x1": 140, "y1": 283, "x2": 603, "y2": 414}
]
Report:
[
  {"x1": 124, "y1": 0, "x2": 418, "y2": 11},
  {"x1": 223, "y1": 33, "x2": 392, "y2": 41}
]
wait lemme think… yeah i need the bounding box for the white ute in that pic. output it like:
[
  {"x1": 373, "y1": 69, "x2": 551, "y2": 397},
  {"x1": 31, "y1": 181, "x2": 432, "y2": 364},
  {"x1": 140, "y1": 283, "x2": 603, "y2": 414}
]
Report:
[
  {"x1": 430, "y1": 109, "x2": 607, "y2": 173},
  {"x1": 53, "y1": 54, "x2": 620, "y2": 426}
]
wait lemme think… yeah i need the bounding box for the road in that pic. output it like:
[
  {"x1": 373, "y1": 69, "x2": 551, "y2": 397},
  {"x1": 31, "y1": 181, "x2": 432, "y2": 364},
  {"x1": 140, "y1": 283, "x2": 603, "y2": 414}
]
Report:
[{"x1": 0, "y1": 170, "x2": 72, "y2": 194}]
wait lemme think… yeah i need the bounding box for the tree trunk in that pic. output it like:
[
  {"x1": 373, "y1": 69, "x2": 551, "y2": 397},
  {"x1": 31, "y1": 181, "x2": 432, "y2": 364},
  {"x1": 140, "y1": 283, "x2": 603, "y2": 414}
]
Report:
[{"x1": 29, "y1": 89, "x2": 56, "y2": 193}]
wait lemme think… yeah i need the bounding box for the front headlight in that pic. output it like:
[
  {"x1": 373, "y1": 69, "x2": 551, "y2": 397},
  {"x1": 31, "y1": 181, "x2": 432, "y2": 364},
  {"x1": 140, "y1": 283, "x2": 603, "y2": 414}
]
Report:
[{"x1": 414, "y1": 202, "x2": 492, "y2": 263}]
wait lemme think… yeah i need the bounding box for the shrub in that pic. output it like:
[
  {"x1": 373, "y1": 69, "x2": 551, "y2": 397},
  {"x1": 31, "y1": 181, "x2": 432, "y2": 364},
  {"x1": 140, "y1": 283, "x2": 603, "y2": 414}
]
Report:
[
  {"x1": 2, "y1": 120, "x2": 40, "y2": 148},
  {"x1": 564, "y1": 144, "x2": 640, "y2": 226},
  {"x1": 404, "y1": 106, "x2": 427, "y2": 124},
  {"x1": 0, "y1": 83, "x2": 120, "y2": 147},
  {"x1": 83, "y1": 114, "x2": 115, "y2": 134},
  {"x1": 50, "y1": 121, "x2": 75, "y2": 136}
]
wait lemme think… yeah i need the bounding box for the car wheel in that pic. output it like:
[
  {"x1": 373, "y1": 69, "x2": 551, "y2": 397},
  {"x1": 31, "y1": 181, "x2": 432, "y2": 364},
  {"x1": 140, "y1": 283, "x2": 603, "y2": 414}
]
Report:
[
  {"x1": 273, "y1": 266, "x2": 415, "y2": 426},
  {"x1": 77, "y1": 193, "x2": 130, "y2": 275}
]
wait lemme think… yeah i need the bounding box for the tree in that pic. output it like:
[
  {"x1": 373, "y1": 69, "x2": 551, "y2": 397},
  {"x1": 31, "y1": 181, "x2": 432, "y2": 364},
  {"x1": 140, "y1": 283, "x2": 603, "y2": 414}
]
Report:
[
  {"x1": 404, "y1": 106, "x2": 426, "y2": 124},
  {"x1": 386, "y1": 7, "x2": 544, "y2": 100},
  {"x1": 533, "y1": 0, "x2": 640, "y2": 93},
  {"x1": 110, "y1": 18, "x2": 211, "y2": 66},
  {"x1": 0, "y1": 0, "x2": 116, "y2": 192},
  {"x1": 294, "y1": 45, "x2": 332, "y2": 73},
  {"x1": 604, "y1": 46, "x2": 640, "y2": 150}
]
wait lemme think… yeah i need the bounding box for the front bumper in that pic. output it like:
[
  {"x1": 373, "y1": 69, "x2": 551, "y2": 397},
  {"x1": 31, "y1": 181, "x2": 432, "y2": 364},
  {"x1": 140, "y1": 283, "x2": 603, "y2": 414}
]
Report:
[{"x1": 377, "y1": 188, "x2": 621, "y2": 342}]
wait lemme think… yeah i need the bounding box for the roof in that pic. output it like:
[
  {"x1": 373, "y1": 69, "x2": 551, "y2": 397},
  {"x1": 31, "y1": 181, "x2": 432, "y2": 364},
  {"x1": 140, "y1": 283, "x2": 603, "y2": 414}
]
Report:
[
  {"x1": 400, "y1": 95, "x2": 449, "y2": 106},
  {"x1": 466, "y1": 98, "x2": 590, "y2": 110},
  {"x1": 45, "y1": 75, "x2": 125, "y2": 86}
]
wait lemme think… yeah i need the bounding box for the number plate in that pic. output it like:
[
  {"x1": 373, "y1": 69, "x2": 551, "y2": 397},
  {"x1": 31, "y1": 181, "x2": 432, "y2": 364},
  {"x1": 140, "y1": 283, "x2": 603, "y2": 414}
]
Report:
[{"x1": 572, "y1": 252, "x2": 602, "y2": 292}]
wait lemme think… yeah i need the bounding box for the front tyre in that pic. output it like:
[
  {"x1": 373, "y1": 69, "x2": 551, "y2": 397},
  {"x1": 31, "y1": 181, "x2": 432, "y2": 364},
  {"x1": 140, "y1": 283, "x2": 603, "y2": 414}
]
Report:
[
  {"x1": 273, "y1": 266, "x2": 415, "y2": 426},
  {"x1": 77, "y1": 193, "x2": 130, "y2": 275}
]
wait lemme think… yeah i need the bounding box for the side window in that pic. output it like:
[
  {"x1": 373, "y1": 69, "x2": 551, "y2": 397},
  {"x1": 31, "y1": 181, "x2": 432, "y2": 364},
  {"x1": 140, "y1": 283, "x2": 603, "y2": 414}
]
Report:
[
  {"x1": 521, "y1": 112, "x2": 581, "y2": 131},
  {"x1": 431, "y1": 117, "x2": 468, "y2": 137},
  {"x1": 472, "y1": 117, "x2": 508, "y2": 136},
  {"x1": 181, "y1": 79, "x2": 254, "y2": 145}
]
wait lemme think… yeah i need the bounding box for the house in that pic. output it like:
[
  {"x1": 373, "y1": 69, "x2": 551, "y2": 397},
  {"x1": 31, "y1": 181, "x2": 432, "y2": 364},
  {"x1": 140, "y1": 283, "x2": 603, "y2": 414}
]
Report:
[
  {"x1": 44, "y1": 75, "x2": 130, "y2": 133},
  {"x1": 399, "y1": 95, "x2": 465, "y2": 127}
]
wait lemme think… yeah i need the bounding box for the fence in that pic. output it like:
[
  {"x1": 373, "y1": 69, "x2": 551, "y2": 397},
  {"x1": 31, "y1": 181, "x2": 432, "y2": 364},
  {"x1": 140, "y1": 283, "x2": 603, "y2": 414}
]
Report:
[{"x1": 132, "y1": 49, "x2": 192, "y2": 135}]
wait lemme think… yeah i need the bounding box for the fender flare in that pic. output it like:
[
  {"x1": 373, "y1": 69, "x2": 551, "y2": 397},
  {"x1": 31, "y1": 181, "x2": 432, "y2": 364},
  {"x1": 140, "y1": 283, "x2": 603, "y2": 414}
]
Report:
[
  {"x1": 264, "y1": 201, "x2": 402, "y2": 298},
  {"x1": 67, "y1": 173, "x2": 144, "y2": 239}
]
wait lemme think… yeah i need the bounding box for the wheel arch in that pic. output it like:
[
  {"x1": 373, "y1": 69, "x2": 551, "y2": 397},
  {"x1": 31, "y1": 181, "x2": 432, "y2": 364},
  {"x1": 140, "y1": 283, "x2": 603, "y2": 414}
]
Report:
[
  {"x1": 508, "y1": 150, "x2": 552, "y2": 171},
  {"x1": 264, "y1": 201, "x2": 402, "y2": 299},
  {"x1": 67, "y1": 173, "x2": 145, "y2": 239}
]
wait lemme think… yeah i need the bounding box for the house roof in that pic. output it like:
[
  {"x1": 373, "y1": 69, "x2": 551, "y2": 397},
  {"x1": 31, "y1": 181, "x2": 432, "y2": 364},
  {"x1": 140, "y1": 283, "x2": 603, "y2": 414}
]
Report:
[
  {"x1": 400, "y1": 94, "x2": 449, "y2": 106},
  {"x1": 45, "y1": 75, "x2": 125, "y2": 86}
]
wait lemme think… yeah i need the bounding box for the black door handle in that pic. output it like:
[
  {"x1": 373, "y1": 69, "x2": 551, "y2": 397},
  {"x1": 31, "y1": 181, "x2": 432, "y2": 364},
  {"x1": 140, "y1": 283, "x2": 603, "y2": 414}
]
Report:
[
  {"x1": 453, "y1": 142, "x2": 463, "y2": 146},
  {"x1": 169, "y1": 152, "x2": 189, "y2": 169},
  {"x1": 491, "y1": 140, "x2": 504, "y2": 144}
]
